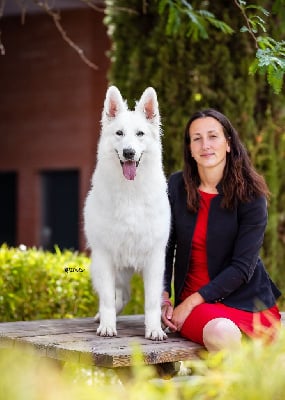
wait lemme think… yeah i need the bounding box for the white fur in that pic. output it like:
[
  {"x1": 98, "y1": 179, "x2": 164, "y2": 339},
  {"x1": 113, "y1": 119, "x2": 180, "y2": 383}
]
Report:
[{"x1": 84, "y1": 86, "x2": 171, "y2": 340}]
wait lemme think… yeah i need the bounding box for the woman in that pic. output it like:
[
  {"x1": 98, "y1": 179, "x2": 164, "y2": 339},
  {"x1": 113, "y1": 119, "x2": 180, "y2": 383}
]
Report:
[{"x1": 161, "y1": 109, "x2": 282, "y2": 351}]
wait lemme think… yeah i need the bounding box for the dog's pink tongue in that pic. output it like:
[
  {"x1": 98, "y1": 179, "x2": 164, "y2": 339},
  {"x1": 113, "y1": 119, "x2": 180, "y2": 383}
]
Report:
[{"x1": 122, "y1": 161, "x2": 136, "y2": 180}]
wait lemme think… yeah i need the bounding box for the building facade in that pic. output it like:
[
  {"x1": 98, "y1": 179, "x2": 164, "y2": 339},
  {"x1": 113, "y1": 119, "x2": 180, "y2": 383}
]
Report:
[{"x1": 0, "y1": 6, "x2": 110, "y2": 251}]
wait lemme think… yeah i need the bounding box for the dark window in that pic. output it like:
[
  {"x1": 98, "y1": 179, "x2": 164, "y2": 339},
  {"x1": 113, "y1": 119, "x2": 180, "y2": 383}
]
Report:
[
  {"x1": 40, "y1": 170, "x2": 79, "y2": 251},
  {"x1": 0, "y1": 172, "x2": 17, "y2": 246}
]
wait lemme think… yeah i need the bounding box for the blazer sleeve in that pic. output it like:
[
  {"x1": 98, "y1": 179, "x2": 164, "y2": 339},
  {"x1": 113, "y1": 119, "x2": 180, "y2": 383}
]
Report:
[
  {"x1": 163, "y1": 175, "x2": 178, "y2": 297},
  {"x1": 198, "y1": 195, "x2": 268, "y2": 303}
]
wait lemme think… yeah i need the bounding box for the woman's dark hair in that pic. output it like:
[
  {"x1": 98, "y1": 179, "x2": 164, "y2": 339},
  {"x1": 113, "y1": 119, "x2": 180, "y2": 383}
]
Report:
[{"x1": 183, "y1": 108, "x2": 270, "y2": 212}]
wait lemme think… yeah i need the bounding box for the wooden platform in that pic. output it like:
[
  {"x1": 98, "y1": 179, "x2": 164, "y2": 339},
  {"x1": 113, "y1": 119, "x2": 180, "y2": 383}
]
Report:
[
  {"x1": 0, "y1": 315, "x2": 203, "y2": 368},
  {"x1": 1, "y1": 313, "x2": 284, "y2": 370}
]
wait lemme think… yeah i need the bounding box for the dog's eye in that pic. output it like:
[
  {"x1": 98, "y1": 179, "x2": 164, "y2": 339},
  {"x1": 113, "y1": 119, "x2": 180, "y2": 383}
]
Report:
[
  {"x1": 116, "y1": 130, "x2": 124, "y2": 136},
  {"x1": 136, "y1": 131, "x2": 145, "y2": 137}
]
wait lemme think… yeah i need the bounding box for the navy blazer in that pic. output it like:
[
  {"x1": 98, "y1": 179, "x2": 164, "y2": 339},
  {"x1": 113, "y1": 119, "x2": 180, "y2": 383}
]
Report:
[{"x1": 164, "y1": 171, "x2": 281, "y2": 312}]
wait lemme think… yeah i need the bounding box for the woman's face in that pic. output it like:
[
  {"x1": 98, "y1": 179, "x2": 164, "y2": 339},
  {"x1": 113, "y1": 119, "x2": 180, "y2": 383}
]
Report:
[{"x1": 189, "y1": 116, "x2": 230, "y2": 170}]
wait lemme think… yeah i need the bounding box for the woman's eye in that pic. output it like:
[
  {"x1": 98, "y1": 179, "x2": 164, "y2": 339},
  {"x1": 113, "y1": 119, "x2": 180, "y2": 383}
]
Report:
[
  {"x1": 193, "y1": 137, "x2": 201, "y2": 141},
  {"x1": 136, "y1": 131, "x2": 145, "y2": 137},
  {"x1": 116, "y1": 130, "x2": 124, "y2": 136}
]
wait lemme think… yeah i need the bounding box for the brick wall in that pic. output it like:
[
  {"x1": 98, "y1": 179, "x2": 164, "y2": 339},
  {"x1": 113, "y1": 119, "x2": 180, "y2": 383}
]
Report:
[{"x1": 0, "y1": 8, "x2": 110, "y2": 250}]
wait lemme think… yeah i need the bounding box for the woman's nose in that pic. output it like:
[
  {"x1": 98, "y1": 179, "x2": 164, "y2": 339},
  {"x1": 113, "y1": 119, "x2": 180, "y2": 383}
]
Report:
[{"x1": 201, "y1": 138, "x2": 210, "y2": 149}]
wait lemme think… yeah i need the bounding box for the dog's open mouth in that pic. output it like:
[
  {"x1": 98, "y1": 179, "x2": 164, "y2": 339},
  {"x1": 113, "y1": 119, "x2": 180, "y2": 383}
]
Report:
[
  {"x1": 120, "y1": 160, "x2": 140, "y2": 180},
  {"x1": 116, "y1": 150, "x2": 142, "y2": 181}
]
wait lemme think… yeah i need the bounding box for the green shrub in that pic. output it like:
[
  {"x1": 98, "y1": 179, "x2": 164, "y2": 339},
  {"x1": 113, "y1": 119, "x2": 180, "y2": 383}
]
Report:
[
  {"x1": 1, "y1": 243, "x2": 280, "y2": 323},
  {"x1": 0, "y1": 244, "x2": 144, "y2": 322}
]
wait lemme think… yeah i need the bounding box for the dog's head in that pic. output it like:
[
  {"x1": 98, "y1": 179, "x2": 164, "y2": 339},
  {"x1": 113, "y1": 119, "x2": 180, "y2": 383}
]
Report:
[{"x1": 100, "y1": 86, "x2": 161, "y2": 181}]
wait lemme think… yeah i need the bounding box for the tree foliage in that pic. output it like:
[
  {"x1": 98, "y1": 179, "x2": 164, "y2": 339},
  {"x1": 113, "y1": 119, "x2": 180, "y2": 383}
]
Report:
[
  {"x1": 157, "y1": 0, "x2": 234, "y2": 38},
  {"x1": 156, "y1": 0, "x2": 285, "y2": 93},
  {"x1": 249, "y1": 37, "x2": 285, "y2": 94},
  {"x1": 1, "y1": 1, "x2": 285, "y2": 91},
  {"x1": 235, "y1": 0, "x2": 285, "y2": 94}
]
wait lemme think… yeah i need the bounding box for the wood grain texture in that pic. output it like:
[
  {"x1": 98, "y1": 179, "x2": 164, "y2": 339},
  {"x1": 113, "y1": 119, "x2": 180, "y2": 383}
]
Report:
[
  {"x1": 0, "y1": 313, "x2": 284, "y2": 368},
  {"x1": 0, "y1": 315, "x2": 203, "y2": 367}
]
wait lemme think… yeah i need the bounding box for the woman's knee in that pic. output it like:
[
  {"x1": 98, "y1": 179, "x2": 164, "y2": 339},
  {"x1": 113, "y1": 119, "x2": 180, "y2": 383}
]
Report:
[{"x1": 202, "y1": 317, "x2": 242, "y2": 352}]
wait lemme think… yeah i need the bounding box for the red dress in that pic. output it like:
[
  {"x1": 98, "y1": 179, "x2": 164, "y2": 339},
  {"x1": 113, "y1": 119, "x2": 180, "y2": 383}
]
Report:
[{"x1": 180, "y1": 190, "x2": 281, "y2": 345}]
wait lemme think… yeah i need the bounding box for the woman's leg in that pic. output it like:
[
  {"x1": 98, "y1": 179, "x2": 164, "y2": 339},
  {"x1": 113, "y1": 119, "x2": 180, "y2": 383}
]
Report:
[
  {"x1": 202, "y1": 317, "x2": 242, "y2": 351},
  {"x1": 180, "y1": 303, "x2": 280, "y2": 350}
]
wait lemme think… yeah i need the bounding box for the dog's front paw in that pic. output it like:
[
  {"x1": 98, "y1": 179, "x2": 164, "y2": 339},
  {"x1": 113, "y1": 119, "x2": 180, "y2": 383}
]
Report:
[
  {"x1": 145, "y1": 327, "x2": 167, "y2": 341},
  {"x1": 97, "y1": 324, "x2": 117, "y2": 337}
]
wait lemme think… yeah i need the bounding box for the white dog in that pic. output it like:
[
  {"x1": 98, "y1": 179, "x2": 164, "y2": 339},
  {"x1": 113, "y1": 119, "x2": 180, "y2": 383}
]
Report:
[{"x1": 84, "y1": 86, "x2": 170, "y2": 340}]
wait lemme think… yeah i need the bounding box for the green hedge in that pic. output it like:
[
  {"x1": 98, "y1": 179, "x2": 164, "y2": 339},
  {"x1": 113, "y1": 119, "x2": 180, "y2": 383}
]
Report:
[
  {"x1": 1, "y1": 244, "x2": 281, "y2": 323},
  {"x1": 0, "y1": 244, "x2": 144, "y2": 322}
]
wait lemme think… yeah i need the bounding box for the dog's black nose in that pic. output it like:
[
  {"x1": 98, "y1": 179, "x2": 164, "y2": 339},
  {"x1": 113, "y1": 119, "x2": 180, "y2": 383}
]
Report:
[{"x1": 123, "y1": 148, "x2": 135, "y2": 160}]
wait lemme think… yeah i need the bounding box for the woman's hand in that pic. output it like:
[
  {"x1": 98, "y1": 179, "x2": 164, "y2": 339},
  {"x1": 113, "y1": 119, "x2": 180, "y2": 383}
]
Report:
[
  {"x1": 161, "y1": 302, "x2": 178, "y2": 332},
  {"x1": 170, "y1": 292, "x2": 205, "y2": 332},
  {"x1": 161, "y1": 293, "x2": 177, "y2": 332}
]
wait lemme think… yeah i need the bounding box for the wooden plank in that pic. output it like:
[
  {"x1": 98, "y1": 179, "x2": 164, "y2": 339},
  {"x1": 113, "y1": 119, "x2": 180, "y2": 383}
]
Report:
[
  {"x1": 0, "y1": 315, "x2": 203, "y2": 367},
  {"x1": 0, "y1": 313, "x2": 284, "y2": 368},
  {"x1": 91, "y1": 335, "x2": 202, "y2": 367}
]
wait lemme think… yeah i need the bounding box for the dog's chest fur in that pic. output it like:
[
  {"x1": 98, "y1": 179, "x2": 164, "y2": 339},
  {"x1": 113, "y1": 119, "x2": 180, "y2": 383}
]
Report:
[{"x1": 86, "y1": 173, "x2": 169, "y2": 270}]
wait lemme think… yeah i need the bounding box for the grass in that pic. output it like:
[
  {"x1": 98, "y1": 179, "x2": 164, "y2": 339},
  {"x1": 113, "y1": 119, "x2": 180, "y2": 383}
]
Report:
[{"x1": 1, "y1": 327, "x2": 285, "y2": 399}]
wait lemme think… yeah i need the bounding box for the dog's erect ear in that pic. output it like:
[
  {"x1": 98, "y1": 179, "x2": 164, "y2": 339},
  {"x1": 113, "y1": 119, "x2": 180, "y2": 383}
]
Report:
[
  {"x1": 135, "y1": 87, "x2": 160, "y2": 125},
  {"x1": 103, "y1": 86, "x2": 128, "y2": 120}
]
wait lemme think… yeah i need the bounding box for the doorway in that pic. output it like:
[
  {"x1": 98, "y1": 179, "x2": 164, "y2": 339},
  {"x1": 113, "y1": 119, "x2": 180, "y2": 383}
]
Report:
[
  {"x1": 40, "y1": 170, "x2": 79, "y2": 251},
  {"x1": 0, "y1": 172, "x2": 17, "y2": 246}
]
